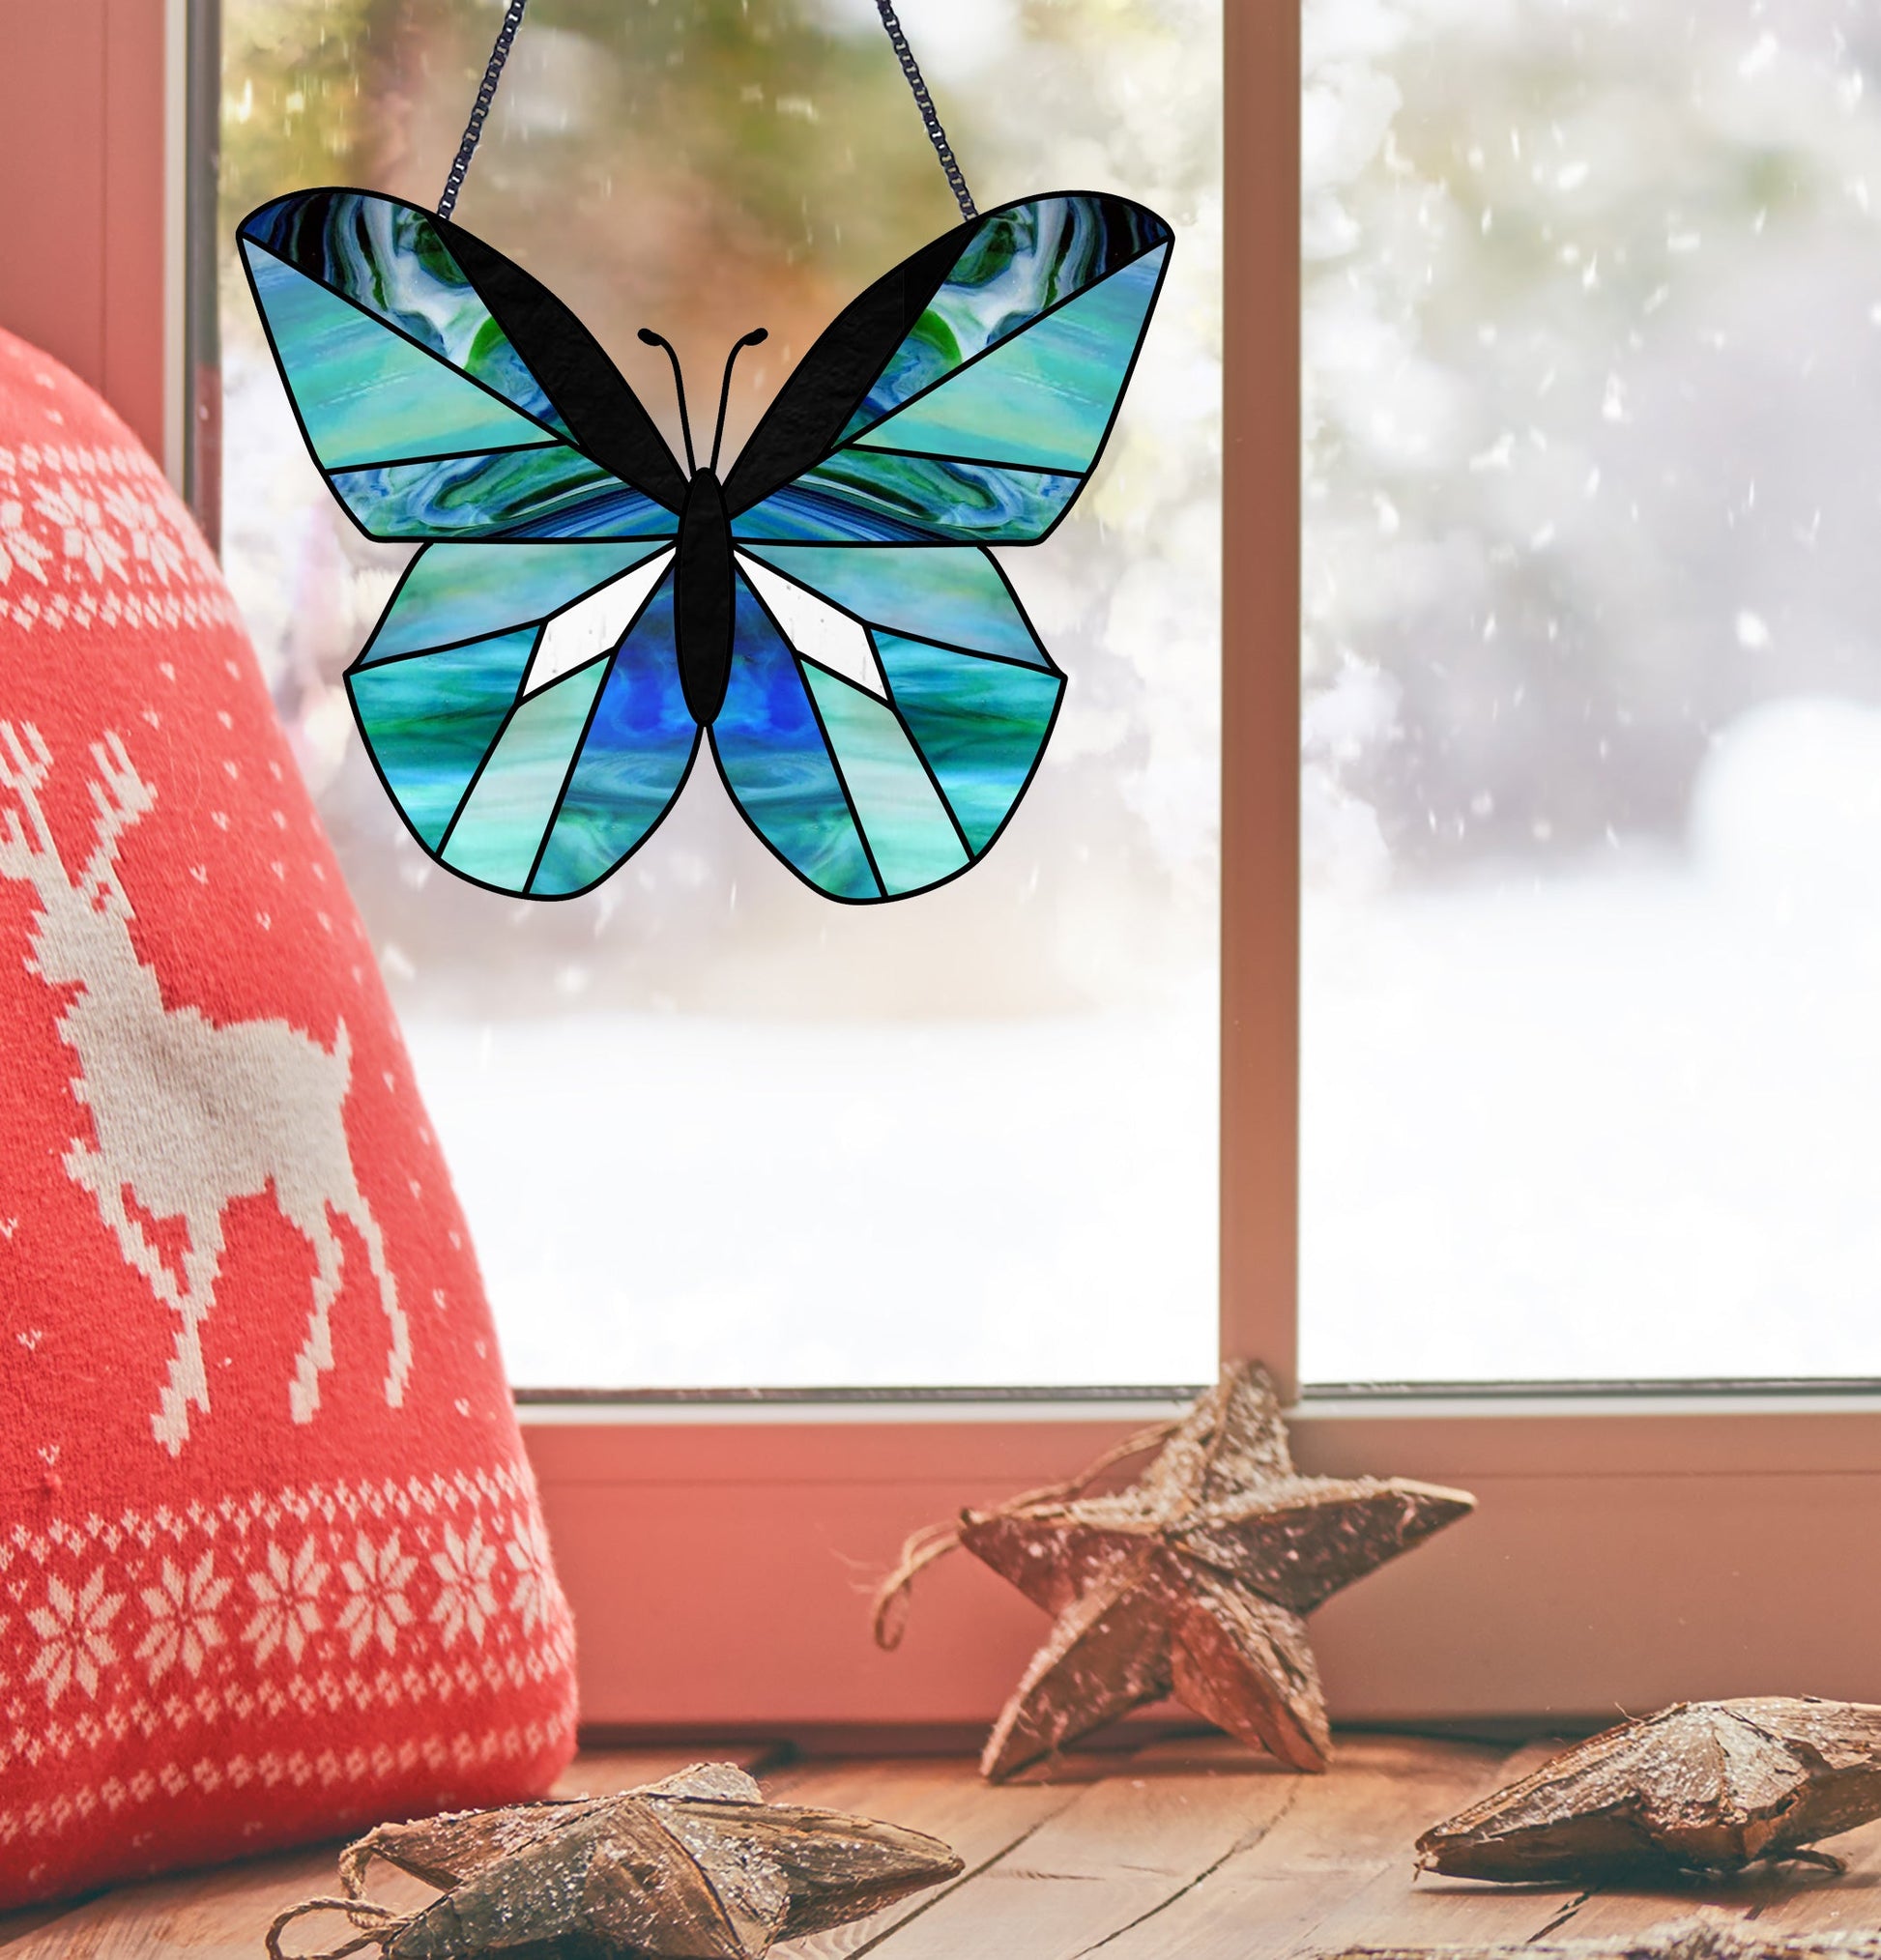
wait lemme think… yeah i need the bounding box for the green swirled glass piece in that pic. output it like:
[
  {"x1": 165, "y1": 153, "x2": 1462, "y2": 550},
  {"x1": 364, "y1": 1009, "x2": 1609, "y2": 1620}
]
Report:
[
  {"x1": 838, "y1": 195, "x2": 1172, "y2": 443},
  {"x1": 242, "y1": 189, "x2": 570, "y2": 432},
  {"x1": 853, "y1": 246, "x2": 1169, "y2": 474}
]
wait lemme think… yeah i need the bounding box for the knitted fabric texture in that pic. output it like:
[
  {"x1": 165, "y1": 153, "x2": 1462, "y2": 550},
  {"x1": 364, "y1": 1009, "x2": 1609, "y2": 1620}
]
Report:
[{"x1": 0, "y1": 329, "x2": 577, "y2": 1909}]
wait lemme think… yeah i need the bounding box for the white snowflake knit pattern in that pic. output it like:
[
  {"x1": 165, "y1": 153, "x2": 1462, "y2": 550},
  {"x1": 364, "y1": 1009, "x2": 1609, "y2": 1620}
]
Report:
[
  {"x1": 0, "y1": 439, "x2": 239, "y2": 635},
  {"x1": 0, "y1": 1466, "x2": 577, "y2": 1851}
]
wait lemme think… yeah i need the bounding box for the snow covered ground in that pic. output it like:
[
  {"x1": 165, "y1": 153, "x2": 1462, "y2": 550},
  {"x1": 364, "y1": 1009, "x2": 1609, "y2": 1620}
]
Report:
[
  {"x1": 406, "y1": 699, "x2": 1881, "y2": 1393},
  {"x1": 1301, "y1": 698, "x2": 1881, "y2": 1385},
  {"x1": 403, "y1": 991, "x2": 1220, "y2": 1391}
]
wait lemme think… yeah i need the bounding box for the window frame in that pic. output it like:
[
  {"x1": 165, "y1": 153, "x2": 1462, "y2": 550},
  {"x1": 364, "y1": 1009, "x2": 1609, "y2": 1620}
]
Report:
[
  {"x1": 0, "y1": 0, "x2": 188, "y2": 488},
  {"x1": 118, "y1": 2, "x2": 1881, "y2": 1732}
]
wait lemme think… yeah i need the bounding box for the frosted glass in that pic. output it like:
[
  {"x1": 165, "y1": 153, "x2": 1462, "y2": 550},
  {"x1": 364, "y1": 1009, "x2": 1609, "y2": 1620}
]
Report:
[{"x1": 1302, "y1": 0, "x2": 1881, "y2": 1383}]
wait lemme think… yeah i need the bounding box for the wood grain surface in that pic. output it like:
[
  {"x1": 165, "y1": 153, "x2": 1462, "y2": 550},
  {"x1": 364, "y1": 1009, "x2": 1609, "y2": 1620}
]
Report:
[{"x1": 7, "y1": 1733, "x2": 1881, "y2": 1958}]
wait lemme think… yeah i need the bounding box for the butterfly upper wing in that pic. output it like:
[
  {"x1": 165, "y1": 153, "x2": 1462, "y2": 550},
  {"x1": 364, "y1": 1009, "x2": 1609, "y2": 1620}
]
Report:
[
  {"x1": 239, "y1": 187, "x2": 687, "y2": 539},
  {"x1": 722, "y1": 193, "x2": 1172, "y2": 546},
  {"x1": 709, "y1": 193, "x2": 1168, "y2": 899}
]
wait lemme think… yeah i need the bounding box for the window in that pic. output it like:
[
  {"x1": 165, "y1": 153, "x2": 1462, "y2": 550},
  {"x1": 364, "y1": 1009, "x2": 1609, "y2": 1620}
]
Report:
[
  {"x1": 217, "y1": 0, "x2": 1224, "y2": 1393},
  {"x1": 1301, "y1": 1, "x2": 1881, "y2": 1386}
]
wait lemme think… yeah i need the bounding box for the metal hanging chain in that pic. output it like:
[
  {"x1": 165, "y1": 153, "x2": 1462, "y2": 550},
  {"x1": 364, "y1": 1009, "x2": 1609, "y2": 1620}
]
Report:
[
  {"x1": 437, "y1": 0, "x2": 530, "y2": 220},
  {"x1": 872, "y1": 1, "x2": 978, "y2": 221},
  {"x1": 437, "y1": 0, "x2": 975, "y2": 226}
]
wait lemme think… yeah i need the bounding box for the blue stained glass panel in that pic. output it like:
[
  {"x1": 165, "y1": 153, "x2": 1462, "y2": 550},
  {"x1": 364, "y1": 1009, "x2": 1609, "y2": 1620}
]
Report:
[
  {"x1": 330, "y1": 449, "x2": 678, "y2": 541},
  {"x1": 731, "y1": 452, "x2": 1080, "y2": 546},
  {"x1": 442, "y1": 656, "x2": 609, "y2": 889},
  {"x1": 348, "y1": 627, "x2": 537, "y2": 847},
  {"x1": 838, "y1": 195, "x2": 1173, "y2": 443},
  {"x1": 736, "y1": 545, "x2": 1050, "y2": 666},
  {"x1": 712, "y1": 579, "x2": 880, "y2": 900},
  {"x1": 532, "y1": 574, "x2": 698, "y2": 897},
  {"x1": 875, "y1": 633, "x2": 1064, "y2": 852},
  {"x1": 852, "y1": 246, "x2": 1168, "y2": 474}
]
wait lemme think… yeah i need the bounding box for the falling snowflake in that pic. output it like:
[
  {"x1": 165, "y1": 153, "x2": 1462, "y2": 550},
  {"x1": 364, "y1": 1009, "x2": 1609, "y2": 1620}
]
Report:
[
  {"x1": 506, "y1": 1513, "x2": 558, "y2": 1636},
  {"x1": 242, "y1": 1538, "x2": 329, "y2": 1666},
  {"x1": 0, "y1": 498, "x2": 50, "y2": 586},
  {"x1": 136, "y1": 1550, "x2": 232, "y2": 1683},
  {"x1": 26, "y1": 1569, "x2": 124, "y2": 1706},
  {"x1": 34, "y1": 480, "x2": 128, "y2": 581},
  {"x1": 337, "y1": 1531, "x2": 418, "y2": 1657},
  {"x1": 429, "y1": 1522, "x2": 499, "y2": 1650},
  {"x1": 102, "y1": 483, "x2": 188, "y2": 585}
]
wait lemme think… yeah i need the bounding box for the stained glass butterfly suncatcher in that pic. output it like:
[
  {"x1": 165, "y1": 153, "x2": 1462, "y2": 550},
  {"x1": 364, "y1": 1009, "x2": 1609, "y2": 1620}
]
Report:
[{"x1": 238, "y1": 187, "x2": 1172, "y2": 902}]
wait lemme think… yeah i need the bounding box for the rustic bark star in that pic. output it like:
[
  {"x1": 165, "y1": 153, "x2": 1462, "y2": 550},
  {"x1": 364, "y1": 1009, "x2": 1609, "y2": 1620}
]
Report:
[
  {"x1": 877, "y1": 1363, "x2": 1475, "y2": 1781},
  {"x1": 266, "y1": 1762, "x2": 963, "y2": 1960},
  {"x1": 1417, "y1": 1697, "x2": 1881, "y2": 1881}
]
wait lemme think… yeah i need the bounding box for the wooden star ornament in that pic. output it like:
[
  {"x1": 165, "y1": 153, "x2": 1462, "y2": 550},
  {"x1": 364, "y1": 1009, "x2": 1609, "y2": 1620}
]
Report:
[
  {"x1": 873, "y1": 1363, "x2": 1476, "y2": 1780},
  {"x1": 1417, "y1": 1697, "x2": 1881, "y2": 1881},
  {"x1": 266, "y1": 1762, "x2": 964, "y2": 1960}
]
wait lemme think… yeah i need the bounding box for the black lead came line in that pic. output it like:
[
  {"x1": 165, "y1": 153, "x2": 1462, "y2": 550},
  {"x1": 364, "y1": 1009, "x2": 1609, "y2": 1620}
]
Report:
[{"x1": 437, "y1": 0, "x2": 976, "y2": 222}]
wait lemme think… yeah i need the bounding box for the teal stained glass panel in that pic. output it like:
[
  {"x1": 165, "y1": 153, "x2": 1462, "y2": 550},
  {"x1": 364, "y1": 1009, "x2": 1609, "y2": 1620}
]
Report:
[
  {"x1": 852, "y1": 246, "x2": 1168, "y2": 474},
  {"x1": 244, "y1": 245, "x2": 557, "y2": 468},
  {"x1": 731, "y1": 452, "x2": 1080, "y2": 546},
  {"x1": 876, "y1": 633, "x2": 1063, "y2": 852},
  {"x1": 348, "y1": 627, "x2": 536, "y2": 848},
  {"x1": 799, "y1": 662, "x2": 969, "y2": 893},
  {"x1": 838, "y1": 195, "x2": 1173, "y2": 442},
  {"x1": 442, "y1": 656, "x2": 608, "y2": 889}
]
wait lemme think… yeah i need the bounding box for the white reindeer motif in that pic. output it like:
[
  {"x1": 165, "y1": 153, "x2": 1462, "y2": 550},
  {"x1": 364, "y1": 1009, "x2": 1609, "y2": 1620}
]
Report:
[{"x1": 0, "y1": 721, "x2": 411, "y2": 1454}]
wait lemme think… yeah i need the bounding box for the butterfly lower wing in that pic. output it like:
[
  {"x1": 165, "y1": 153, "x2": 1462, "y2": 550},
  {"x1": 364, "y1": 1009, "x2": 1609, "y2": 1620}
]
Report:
[
  {"x1": 239, "y1": 187, "x2": 685, "y2": 540},
  {"x1": 347, "y1": 541, "x2": 698, "y2": 897},
  {"x1": 710, "y1": 547, "x2": 1063, "y2": 902},
  {"x1": 724, "y1": 193, "x2": 1171, "y2": 546}
]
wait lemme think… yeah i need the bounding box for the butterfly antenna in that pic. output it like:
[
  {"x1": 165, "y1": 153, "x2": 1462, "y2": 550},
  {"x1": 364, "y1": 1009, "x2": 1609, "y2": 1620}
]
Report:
[
  {"x1": 637, "y1": 329, "x2": 697, "y2": 475},
  {"x1": 709, "y1": 330, "x2": 768, "y2": 475}
]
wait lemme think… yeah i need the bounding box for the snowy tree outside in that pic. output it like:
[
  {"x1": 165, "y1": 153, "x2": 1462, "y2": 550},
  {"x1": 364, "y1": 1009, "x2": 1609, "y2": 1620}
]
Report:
[
  {"x1": 218, "y1": 0, "x2": 1222, "y2": 1389},
  {"x1": 1303, "y1": 0, "x2": 1881, "y2": 1382}
]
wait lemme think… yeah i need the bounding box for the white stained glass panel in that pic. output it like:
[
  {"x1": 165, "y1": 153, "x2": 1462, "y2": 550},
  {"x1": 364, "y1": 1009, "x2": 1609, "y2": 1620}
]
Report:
[
  {"x1": 219, "y1": 0, "x2": 1222, "y2": 1389},
  {"x1": 1302, "y1": 0, "x2": 1881, "y2": 1383}
]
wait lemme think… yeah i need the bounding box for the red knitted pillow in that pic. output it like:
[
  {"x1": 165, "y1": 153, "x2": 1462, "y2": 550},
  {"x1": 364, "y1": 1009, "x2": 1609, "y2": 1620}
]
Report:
[{"x1": 0, "y1": 329, "x2": 577, "y2": 1909}]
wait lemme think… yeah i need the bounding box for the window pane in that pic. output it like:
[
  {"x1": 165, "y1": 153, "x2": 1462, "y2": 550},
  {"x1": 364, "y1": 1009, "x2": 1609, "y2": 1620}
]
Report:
[
  {"x1": 218, "y1": 0, "x2": 1221, "y2": 1389},
  {"x1": 1302, "y1": 0, "x2": 1881, "y2": 1384}
]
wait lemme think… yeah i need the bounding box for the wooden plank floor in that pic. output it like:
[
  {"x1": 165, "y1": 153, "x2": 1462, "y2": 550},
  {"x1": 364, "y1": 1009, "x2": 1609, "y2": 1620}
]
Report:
[{"x1": 4, "y1": 1731, "x2": 1875, "y2": 1957}]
